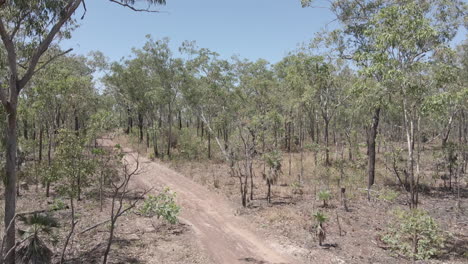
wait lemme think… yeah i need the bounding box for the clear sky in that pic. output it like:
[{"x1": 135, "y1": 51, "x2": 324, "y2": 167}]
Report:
[
  {"x1": 60, "y1": 0, "x2": 466, "y2": 64},
  {"x1": 60, "y1": 0, "x2": 336, "y2": 63}
]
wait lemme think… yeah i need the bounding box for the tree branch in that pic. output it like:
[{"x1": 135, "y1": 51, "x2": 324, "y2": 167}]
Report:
[
  {"x1": 109, "y1": 0, "x2": 166, "y2": 13},
  {"x1": 18, "y1": 0, "x2": 82, "y2": 90},
  {"x1": 32, "y1": 48, "x2": 74, "y2": 75},
  {"x1": 0, "y1": 17, "x2": 19, "y2": 90}
]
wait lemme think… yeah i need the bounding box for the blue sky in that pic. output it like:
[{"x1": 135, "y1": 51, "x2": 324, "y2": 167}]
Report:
[
  {"x1": 60, "y1": 0, "x2": 336, "y2": 63},
  {"x1": 61, "y1": 0, "x2": 466, "y2": 64}
]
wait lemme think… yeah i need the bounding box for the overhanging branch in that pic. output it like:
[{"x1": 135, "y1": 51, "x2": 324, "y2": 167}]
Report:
[
  {"x1": 109, "y1": 0, "x2": 166, "y2": 13},
  {"x1": 32, "y1": 48, "x2": 74, "y2": 75},
  {"x1": 18, "y1": 0, "x2": 82, "y2": 90}
]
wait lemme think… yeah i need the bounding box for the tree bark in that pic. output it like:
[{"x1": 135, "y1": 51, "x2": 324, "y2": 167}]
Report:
[
  {"x1": 138, "y1": 112, "x2": 143, "y2": 142},
  {"x1": 367, "y1": 107, "x2": 381, "y2": 199},
  {"x1": 4, "y1": 107, "x2": 17, "y2": 264},
  {"x1": 167, "y1": 103, "x2": 172, "y2": 158}
]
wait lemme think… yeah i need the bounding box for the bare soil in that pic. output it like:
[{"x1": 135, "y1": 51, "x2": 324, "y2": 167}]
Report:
[{"x1": 5, "y1": 136, "x2": 467, "y2": 264}]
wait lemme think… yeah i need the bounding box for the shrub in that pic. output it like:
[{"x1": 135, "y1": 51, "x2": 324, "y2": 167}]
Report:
[
  {"x1": 317, "y1": 190, "x2": 331, "y2": 207},
  {"x1": 50, "y1": 198, "x2": 67, "y2": 211},
  {"x1": 378, "y1": 188, "x2": 400, "y2": 202},
  {"x1": 177, "y1": 128, "x2": 205, "y2": 160},
  {"x1": 312, "y1": 211, "x2": 327, "y2": 246},
  {"x1": 382, "y1": 209, "x2": 445, "y2": 260},
  {"x1": 139, "y1": 187, "x2": 181, "y2": 224}
]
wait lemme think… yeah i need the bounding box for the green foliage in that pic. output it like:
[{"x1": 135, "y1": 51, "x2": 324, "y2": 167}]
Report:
[
  {"x1": 382, "y1": 209, "x2": 445, "y2": 260},
  {"x1": 378, "y1": 189, "x2": 400, "y2": 202},
  {"x1": 139, "y1": 188, "x2": 181, "y2": 224},
  {"x1": 312, "y1": 211, "x2": 327, "y2": 224},
  {"x1": 177, "y1": 128, "x2": 205, "y2": 160},
  {"x1": 50, "y1": 198, "x2": 67, "y2": 211},
  {"x1": 317, "y1": 190, "x2": 332, "y2": 206},
  {"x1": 52, "y1": 129, "x2": 96, "y2": 197},
  {"x1": 264, "y1": 150, "x2": 282, "y2": 172},
  {"x1": 16, "y1": 213, "x2": 58, "y2": 264}
]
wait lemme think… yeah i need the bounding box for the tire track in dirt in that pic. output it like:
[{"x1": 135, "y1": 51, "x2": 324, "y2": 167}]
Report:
[{"x1": 101, "y1": 138, "x2": 296, "y2": 264}]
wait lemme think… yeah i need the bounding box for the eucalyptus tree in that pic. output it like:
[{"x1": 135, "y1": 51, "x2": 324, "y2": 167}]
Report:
[
  {"x1": 180, "y1": 42, "x2": 237, "y2": 160},
  {"x1": 0, "y1": 1, "x2": 167, "y2": 262},
  {"x1": 235, "y1": 58, "x2": 281, "y2": 200},
  {"x1": 302, "y1": 0, "x2": 466, "y2": 198},
  {"x1": 358, "y1": 1, "x2": 465, "y2": 208}
]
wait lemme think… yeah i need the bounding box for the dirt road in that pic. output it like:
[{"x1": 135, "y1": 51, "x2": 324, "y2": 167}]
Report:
[{"x1": 101, "y1": 138, "x2": 296, "y2": 264}]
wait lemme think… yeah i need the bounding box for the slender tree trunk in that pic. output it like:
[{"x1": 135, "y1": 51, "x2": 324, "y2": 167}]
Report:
[
  {"x1": 324, "y1": 118, "x2": 330, "y2": 166},
  {"x1": 138, "y1": 112, "x2": 143, "y2": 142},
  {"x1": 167, "y1": 103, "x2": 172, "y2": 158},
  {"x1": 178, "y1": 110, "x2": 182, "y2": 130},
  {"x1": 267, "y1": 180, "x2": 271, "y2": 203},
  {"x1": 4, "y1": 107, "x2": 17, "y2": 264},
  {"x1": 23, "y1": 119, "x2": 28, "y2": 140},
  {"x1": 367, "y1": 107, "x2": 381, "y2": 200},
  {"x1": 47, "y1": 131, "x2": 52, "y2": 198},
  {"x1": 208, "y1": 131, "x2": 211, "y2": 159},
  {"x1": 38, "y1": 127, "x2": 43, "y2": 163},
  {"x1": 146, "y1": 129, "x2": 150, "y2": 149},
  {"x1": 74, "y1": 110, "x2": 79, "y2": 136}
]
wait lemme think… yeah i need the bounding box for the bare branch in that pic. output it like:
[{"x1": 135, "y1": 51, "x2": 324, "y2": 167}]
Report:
[
  {"x1": 109, "y1": 0, "x2": 167, "y2": 13},
  {"x1": 32, "y1": 48, "x2": 73, "y2": 75},
  {"x1": 18, "y1": 0, "x2": 82, "y2": 90}
]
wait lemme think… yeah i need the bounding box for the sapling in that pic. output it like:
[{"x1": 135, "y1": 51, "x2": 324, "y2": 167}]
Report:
[{"x1": 312, "y1": 211, "x2": 327, "y2": 246}]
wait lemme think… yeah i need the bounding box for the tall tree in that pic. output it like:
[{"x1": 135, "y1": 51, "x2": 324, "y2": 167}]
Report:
[{"x1": 0, "y1": 1, "x2": 166, "y2": 263}]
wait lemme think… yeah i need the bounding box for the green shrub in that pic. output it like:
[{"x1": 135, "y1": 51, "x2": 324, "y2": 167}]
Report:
[
  {"x1": 378, "y1": 189, "x2": 400, "y2": 202},
  {"x1": 139, "y1": 187, "x2": 181, "y2": 224},
  {"x1": 317, "y1": 190, "x2": 331, "y2": 207},
  {"x1": 50, "y1": 198, "x2": 67, "y2": 211},
  {"x1": 382, "y1": 209, "x2": 445, "y2": 260},
  {"x1": 312, "y1": 211, "x2": 327, "y2": 246},
  {"x1": 177, "y1": 128, "x2": 205, "y2": 160}
]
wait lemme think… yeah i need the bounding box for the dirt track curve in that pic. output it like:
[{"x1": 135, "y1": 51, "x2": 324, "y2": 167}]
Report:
[{"x1": 100, "y1": 138, "x2": 296, "y2": 264}]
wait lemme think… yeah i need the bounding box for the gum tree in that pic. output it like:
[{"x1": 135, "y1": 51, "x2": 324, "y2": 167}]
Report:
[{"x1": 0, "y1": 1, "x2": 166, "y2": 263}]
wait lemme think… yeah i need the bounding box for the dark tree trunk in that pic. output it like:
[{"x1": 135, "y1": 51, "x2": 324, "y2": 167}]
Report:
[
  {"x1": 167, "y1": 103, "x2": 172, "y2": 158},
  {"x1": 138, "y1": 112, "x2": 143, "y2": 142},
  {"x1": 201, "y1": 121, "x2": 204, "y2": 138},
  {"x1": 146, "y1": 129, "x2": 150, "y2": 148},
  {"x1": 178, "y1": 110, "x2": 182, "y2": 130},
  {"x1": 153, "y1": 124, "x2": 159, "y2": 158},
  {"x1": 126, "y1": 107, "x2": 132, "y2": 134},
  {"x1": 267, "y1": 180, "x2": 271, "y2": 203},
  {"x1": 32, "y1": 123, "x2": 36, "y2": 141},
  {"x1": 38, "y1": 127, "x2": 43, "y2": 163},
  {"x1": 367, "y1": 107, "x2": 381, "y2": 198},
  {"x1": 23, "y1": 119, "x2": 28, "y2": 140},
  {"x1": 74, "y1": 110, "x2": 79, "y2": 136},
  {"x1": 324, "y1": 118, "x2": 330, "y2": 166}
]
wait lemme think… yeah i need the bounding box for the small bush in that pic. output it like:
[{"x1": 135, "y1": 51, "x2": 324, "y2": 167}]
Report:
[
  {"x1": 312, "y1": 211, "x2": 327, "y2": 246},
  {"x1": 382, "y1": 209, "x2": 445, "y2": 260},
  {"x1": 378, "y1": 189, "x2": 400, "y2": 202},
  {"x1": 177, "y1": 128, "x2": 206, "y2": 160},
  {"x1": 50, "y1": 198, "x2": 67, "y2": 211},
  {"x1": 317, "y1": 190, "x2": 331, "y2": 207},
  {"x1": 140, "y1": 187, "x2": 181, "y2": 224}
]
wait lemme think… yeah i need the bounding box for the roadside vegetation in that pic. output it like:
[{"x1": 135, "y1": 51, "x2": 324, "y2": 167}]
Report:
[{"x1": 0, "y1": 0, "x2": 467, "y2": 263}]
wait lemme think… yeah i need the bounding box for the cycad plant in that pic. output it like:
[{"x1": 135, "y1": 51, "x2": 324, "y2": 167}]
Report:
[
  {"x1": 318, "y1": 190, "x2": 331, "y2": 207},
  {"x1": 263, "y1": 150, "x2": 283, "y2": 203},
  {"x1": 312, "y1": 211, "x2": 327, "y2": 246},
  {"x1": 16, "y1": 214, "x2": 58, "y2": 264}
]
